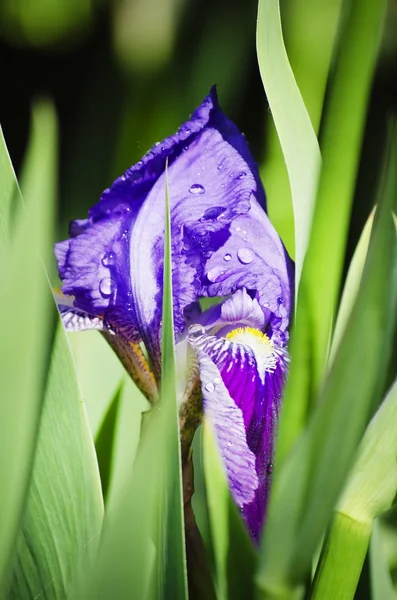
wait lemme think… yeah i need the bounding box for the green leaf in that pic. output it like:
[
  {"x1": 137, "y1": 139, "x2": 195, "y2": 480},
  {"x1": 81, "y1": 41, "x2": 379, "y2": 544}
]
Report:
[
  {"x1": 276, "y1": 0, "x2": 387, "y2": 471},
  {"x1": 256, "y1": 0, "x2": 321, "y2": 283},
  {"x1": 8, "y1": 325, "x2": 104, "y2": 600},
  {"x1": 71, "y1": 164, "x2": 188, "y2": 600},
  {"x1": 94, "y1": 383, "x2": 123, "y2": 504},
  {"x1": 337, "y1": 376, "x2": 397, "y2": 523},
  {"x1": 295, "y1": 0, "x2": 387, "y2": 394},
  {"x1": 202, "y1": 419, "x2": 256, "y2": 600},
  {"x1": 370, "y1": 520, "x2": 396, "y2": 600},
  {"x1": 258, "y1": 120, "x2": 397, "y2": 597},
  {"x1": 256, "y1": 0, "x2": 321, "y2": 464},
  {"x1": 0, "y1": 102, "x2": 56, "y2": 593},
  {"x1": 158, "y1": 160, "x2": 188, "y2": 599},
  {"x1": 0, "y1": 127, "x2": 20, "y2": 245},
  {"x1": 329, "y1": 210, "x2": 374, "y2": 363}
]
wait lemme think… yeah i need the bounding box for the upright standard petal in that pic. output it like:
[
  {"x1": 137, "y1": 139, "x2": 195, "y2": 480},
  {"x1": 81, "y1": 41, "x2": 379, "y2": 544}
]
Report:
[{"x1": 125, "y1": 89, "x2": 293, "y2": 369}]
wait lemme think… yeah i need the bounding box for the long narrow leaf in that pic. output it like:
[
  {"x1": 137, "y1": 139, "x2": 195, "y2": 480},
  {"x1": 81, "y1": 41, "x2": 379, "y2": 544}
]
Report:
[
  {"x1": 0, "y1": 103, "x2": 56, "y2": 592},
  {"x1": 256, "y1": 0, "x2": 321, "y2": 283}
]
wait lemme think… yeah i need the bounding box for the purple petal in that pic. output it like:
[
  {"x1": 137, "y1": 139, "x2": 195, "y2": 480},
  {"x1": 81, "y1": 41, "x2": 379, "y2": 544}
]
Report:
[
  {"x1": 127, "y1": 92, "x2": 292, "y2": 365},
  {"x1": 55, "y1": 208, "x2": 140, "y2": 342},
  {"x1": 189, "y1": 326, "x2": 288, "y2": 541},
  {"x1": 193, "y1": 344, "x2": 259, "y2": 506},
  {"x1": 192, "y1": 288, "x2": 266, "y2": 335},
  {"x1": 55, "y1": 88, "x2": 293, "y2": 380}
]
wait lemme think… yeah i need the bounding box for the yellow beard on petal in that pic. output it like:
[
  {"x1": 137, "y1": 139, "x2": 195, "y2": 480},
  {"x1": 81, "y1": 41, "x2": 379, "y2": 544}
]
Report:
[{"x1": 226, "y1": 326, "x2": 277, "y2": 373}]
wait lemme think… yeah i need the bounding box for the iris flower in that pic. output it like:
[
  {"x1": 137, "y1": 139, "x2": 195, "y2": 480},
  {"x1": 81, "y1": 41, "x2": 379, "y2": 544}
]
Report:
[{"x1": 55, "y1": 88, "x2": 294, "y2": 542}]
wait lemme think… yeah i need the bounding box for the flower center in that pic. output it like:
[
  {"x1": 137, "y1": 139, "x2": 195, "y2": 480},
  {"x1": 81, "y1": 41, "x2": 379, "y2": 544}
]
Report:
[{"x1": 226, "y1": 326, "x2": 277, "y2": 373}]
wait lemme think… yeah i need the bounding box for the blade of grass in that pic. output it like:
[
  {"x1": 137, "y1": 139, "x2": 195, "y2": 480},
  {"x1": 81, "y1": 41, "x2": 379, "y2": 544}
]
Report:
[
  {"x1": 256, "y1": 0, "x2": 321, "y2": 463},
  {"x1": 257, "y1": 120, "x2": 397, "y2": 598},
  {"x1": 256, "y1": 0, "x2": 321, "y2": 283},
  {"x1": 370, "y1": 520, "x2": 396, "y2": 600},
  {"x1": 297, "y1": 0, "x2": 387, "y2": 393},
  {"x1": 0, "y1": 127, "x2": 19, "y2": 244},
  {"x1": 94, "y1": 382, "x2": 124, "y2": 504},
  {"x1": 8, "y1": 324, "x2": 104, "y2": 599},
  {"x1": 71, "y1": 164, "x2": 188, "y2": 600},
  {"x1": 202, "y1": 419, "x2": 256, "y2": 600},
  {"x1": 275, "y1": 0, "x2": 387, "y2": 477},
  {"x1": 0, "y1": 102, "x2": 56, "y2": 593}
]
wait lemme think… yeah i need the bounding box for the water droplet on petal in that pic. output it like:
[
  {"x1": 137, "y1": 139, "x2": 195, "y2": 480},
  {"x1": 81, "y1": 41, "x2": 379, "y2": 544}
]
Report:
[
  {"x1": 214, "y1": 377, "x2": 221, "y2": 384},
  {"x1": 223, "y1": 253, "x2": 232, "y2": 262},
  {"x1": 227, "y1": 441, "x2": 232, "y2": 447},
  {"x1": 277, "y1": 296, "x2": 284, "y2": 305},
  {"x1": 238, "y1": 171, "x2": 247, "y2": 179},
  {"x1": 202, "y1": 206, "x2": 225, "y2": 220},
  {"x1": 243, "y1": 230, "x2": 247, "y2": 235},
  {"x1": 237, "y1": 248, "x2": 255, "y2": 264},
  {"x1": 99, "y1": 277, "x2": 116, "y2": 298},
  {"x1": 101, "y1": 251, "x2": 116, "y2": 267},
  {"x1": 218, "y1": 163, "x2": 223, "y2": 170},
  {"x1": 267, "y1": 463, "x2": 273, "y2": 475},
  {"x1": 189, "y1": 183, "x2": 205, "y2": 195},
  {"x1": 205, "y1": 382, "x2": 215, "y2": 393},
  {"x1": 207, "y1": 266, "x2": 224, "y2": 282},
  {"x1": 188, "y1": 324, "x2": 205, "y2": 342}
]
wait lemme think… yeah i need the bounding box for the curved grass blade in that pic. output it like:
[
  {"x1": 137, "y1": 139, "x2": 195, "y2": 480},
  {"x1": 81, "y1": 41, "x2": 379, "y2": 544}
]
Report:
[
  {"x1": 329, "y1": 210, "x2": 374, "y2": 362},
  {"x1": 8, "y1": 325, "x2": 104, "y2": 600},
  {"x1": 256, "y1": 0, "x2": 322, "y2": 464},
  {"x1": 71, "y1": 164, "x2": 188, "y2": 600},
  {"x1": 257, "y1": 120, "x2": 397, "y2": 598},
  {"x1": 296, "y1": 0, "x2": 387, "y2": 394},
  {"x1": 370, "y1": 520, "x2": 396, "y2": 600},
  {"x1": 275, "y1": 0, "x2": 388, "y2": 474},
  {"x1": 0, "y1": 127, "x2": 20, "y2": 245},
  {"x1": 256, "y1": 0, "x2": 321, "y2": 283},
  {"x1": 0, "y1": 103, "x2": 56, "y2": 593},
  {"x1": 202, "y1": 419, "x2": 256, "y2": 600},
  {"x1": 94, "y1": 382, "x2": 124, "y2": 504}
]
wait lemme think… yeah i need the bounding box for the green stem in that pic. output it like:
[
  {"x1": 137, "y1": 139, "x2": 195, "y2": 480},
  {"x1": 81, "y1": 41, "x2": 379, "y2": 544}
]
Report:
[{"x1": 310, "y1": 512, "x2": 372, "y2": 600}]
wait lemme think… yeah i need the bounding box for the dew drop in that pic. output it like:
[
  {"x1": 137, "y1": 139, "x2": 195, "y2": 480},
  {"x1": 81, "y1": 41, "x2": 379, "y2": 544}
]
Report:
[
  {"x1": 238, "y1": 171, "x2": 247, "y2": 179},
  {"x1": 236, "y1": 226, "x2": 241, "y2": 232},
  {"x1": 154, "y1": 141, "x2": 160, "y2": 147},
  {"x1": 217, "y1": 163, "x2": 223, "y2": 170},
  {"x1": 202, "y1": 206, "x2": 225, "y2": 220},
  {"x1": 101, "y1": 251, "x2": 116, "y2": 267},
  {"x1": 227, "y1": 441, "x2": 232, "y2": 447},
  {"x1": 189, "y1": 183, "x2": 205, "y2": 195},
  {"x1": 223, "y1": 253, "x2": 232, "y2": 262},
  {"x1": 205, "y1": 382, "x2": 215, "y2": 393},
  {"x1": 237, "y1": 248, "x2": 255, "y2": 264},
  {"x1": 243, "y1": 230, "x2": 247, "y2": 235},
  {"x1": 188, "y1": 324, "x2": 205, "y2": 342},
  {"x1": 214, "y1": 377, "x2": 221, "y2": 384},
  {"x1": 99, "y1": 277, "x2": 115, "y2": 298},
  {"x1": 267, "y1": 463, "x2": 273, "y2": 475},
  {"x1": 277, "y1": 296, "x2": 284, "y2": 305},
  {"x1": 207, "y1": 266, "x2": 224, "y2": 282}
]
